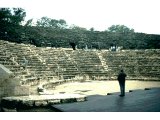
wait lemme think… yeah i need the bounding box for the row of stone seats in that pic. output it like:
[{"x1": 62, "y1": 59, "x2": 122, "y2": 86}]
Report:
[
  {"x1": 69, "y1": 50, "x2": 107, "y2": 79},
  {"x1": 102, "y1": 50, "x2": 160, "y2": 80},
  {"x1": 0, "y1": 40, "x2": 160, "y2": 84},
  {"x1": 37, "y1": 48, "x2": 82, "y2": 80},
  {"x1": 0, "y1": 40, "x2": 58, "y2": 86}
]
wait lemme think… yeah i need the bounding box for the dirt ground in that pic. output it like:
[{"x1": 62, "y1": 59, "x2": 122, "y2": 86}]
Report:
[{"x1": 47, "y1": 80, "x2": 160, "y2": 96}]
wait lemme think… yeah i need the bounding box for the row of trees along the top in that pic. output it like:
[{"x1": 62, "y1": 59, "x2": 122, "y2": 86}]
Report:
[{"x1": 0, "y1": 8, "x2": 160, "y2": 49}]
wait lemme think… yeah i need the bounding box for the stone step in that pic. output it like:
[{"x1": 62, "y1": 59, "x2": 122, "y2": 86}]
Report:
[{"x1": 1, "y1": 94, "x2": 86, "y2": 111}]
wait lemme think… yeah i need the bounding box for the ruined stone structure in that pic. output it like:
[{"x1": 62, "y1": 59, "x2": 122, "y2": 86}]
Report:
[
  {"x1": 0, "y1": 40, "x2": 160, "y2": 92},
  {"x1": 0, "y1": 64, "x2": 29, "y2": 102}
]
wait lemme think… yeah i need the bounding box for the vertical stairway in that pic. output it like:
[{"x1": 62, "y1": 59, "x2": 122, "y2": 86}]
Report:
[{"x1": 97, "y1": 51, "x2": 109, "y2": 72}]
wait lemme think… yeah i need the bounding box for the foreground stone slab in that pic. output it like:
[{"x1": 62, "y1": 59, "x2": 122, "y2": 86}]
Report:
[{"x1": 1, "y1": 94, "x2": 86, "y2": 111}]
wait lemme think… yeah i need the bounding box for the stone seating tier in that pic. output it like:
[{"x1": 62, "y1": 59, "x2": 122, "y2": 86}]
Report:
[{"x1": 0, "y1": 40, "x2": 160, "y2": 86}]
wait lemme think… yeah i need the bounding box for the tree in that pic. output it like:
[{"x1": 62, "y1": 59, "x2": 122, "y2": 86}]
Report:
[
  {"x1": 0, "y1": 8, "x2": 26, "y2": 26},
  {"x1": 0, "y1": 8, "x2": 26, "y2": 41},
  {"x1": 11, "y1": 8, "x2": 26, "y2": 25},
  {"x1": 0, "y1": 8, "x2": 11, "y2": 24},
  {"x1": 58, "y1": 19, "x2": 67, "y2": 29},
  {"x1": 106, "y1": 25, "x2": 135, "y2": 49},
  {"x1": 36, "y1": 17, "x2": 51, "y2": 27},
  {"x1": 36, "y1": 17, "x2": 67, "y2": 29},
  {"x1": 69, "y1": 25, "x2": 88, "y2": 45},
  {"x1": 69, "y1": 24, "x2": 87, "y2": 31},
  {"x1": 107, "y1": 25, "x2": 134, "y2": 33},
  {"x1": 90, "y1": 27, "x2": 95, "y2": 32},
  {"x1": 24, "y1": 19, "x2": 33, "y2": 26}
]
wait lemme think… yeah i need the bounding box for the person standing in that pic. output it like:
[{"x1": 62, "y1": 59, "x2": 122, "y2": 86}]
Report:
[
  {"x1": 69, "y1": 42, "x2": 76, "y2": 50},
  {"x1": 22, "y1": 56, "x2": 28, "y2": 69},
  {"x1": 117, "y1": 69, "x2": 127, "y2": 97}
]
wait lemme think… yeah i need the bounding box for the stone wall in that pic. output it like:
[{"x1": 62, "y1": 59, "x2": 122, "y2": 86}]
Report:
[{"x1": 0, "y1": 64, "x2": 29, "y2": 103}]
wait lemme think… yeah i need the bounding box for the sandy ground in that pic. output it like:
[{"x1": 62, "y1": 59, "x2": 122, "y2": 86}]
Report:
[{"x1": 47, "y1": 80, "x2": 160, "y2": 96}]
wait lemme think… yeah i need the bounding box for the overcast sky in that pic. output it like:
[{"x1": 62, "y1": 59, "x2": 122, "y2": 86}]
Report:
[{"x1": 1, "y1": 0, "x2": 160, "y2": 34}]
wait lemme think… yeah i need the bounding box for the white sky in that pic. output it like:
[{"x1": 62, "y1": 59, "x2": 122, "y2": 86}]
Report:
[{"x1": 1, "y1": 0, "x2": 160, "y2": 34}]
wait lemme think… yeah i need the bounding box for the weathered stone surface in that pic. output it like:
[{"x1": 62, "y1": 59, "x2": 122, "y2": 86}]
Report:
[
  {"x1": 144, "y1": 88, "x2": 151, "y2": 90},
  {"x1": 1, "y1": 107, "x2": 17, "y2": 112},
  {"x1": 0, "y1": 64, "x2": 13, "y2": 83},
  {"x1": 1, "y1": 94, "x2": 86, "y2": 110},
  {"x1": 13, "y1": 86, "x2": 30, "y2": 96},
  {"x1": 22, "y1": 100, "x2": 34, "y2": 107},
  {"x1": 0, "y1": 87, "x2": 5, "y2": 97},
  {"x1": 34, "y1": 101, "x2": 48, "y2": 107},
  {"x1": 60, "y1": 98, "x2": 77, "y2": 103},
  {"x1": 76, "y1": 97, "x2": 86, "y2": 102},
  {"x1": 48, "y1": 99, "x2": 61, "y2": 104},
  {"x1": 0, "y1": 64, "x2": 29, "y2": 101},
  {"x1": 2, "y1": 85, "x2": 29, "y2": 97}
]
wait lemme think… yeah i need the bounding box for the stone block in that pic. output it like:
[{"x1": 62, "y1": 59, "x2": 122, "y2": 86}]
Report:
[
  {"x1": 0, "y1": 64, "x2": 27, "y2": 100},
  {"x1": 3, "y1": 85, "x2": 29, "y2": 97},
  {"x1": 60, "y1": 98, "x2": 77, "y2": 103},
  {"x1": 1, "y1": 76, "x2": 21, "y2": 87},
  {"x1": 76, "y1": 97, "x2": 86, "y2": 102},
  {"x1": 13, "y1": 85, "x2": 30, "y2": 96},
  {"x1": 22, "y1": 100, "x2": 34, "y2": 107},
  {"x1": 48, "y1": 99, "x2": 61, "y2": 105},
  {"x1": 3, "y1": 86, "x2": 15, "y2": 97},
  {"x1": 107, "y1": 93, "x2": 113, "y2": 95},
  {"x1": 1, "y1": 107, "x2": 17, "y2": 112},
  {"x1": 0, "y1": 64, "x2": 13, "y2": 83},
  {"x1": 0, "y1": 87, "x2": 5, "y2": 96},
  {"x1": 144, "y1": 88, "x2": 151, "y2": 90},
  {"x1": 34, "y1": 101, "x2": 48, "y2": 107}
]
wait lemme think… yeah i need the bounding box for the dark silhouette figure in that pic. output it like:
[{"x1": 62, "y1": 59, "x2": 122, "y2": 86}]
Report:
[
  {"x1": 69, "y1": 42, "x2": 76, "y2": 50},
  {"x1": 117, "y1": 69, "x2": 127, "y2": 97}
]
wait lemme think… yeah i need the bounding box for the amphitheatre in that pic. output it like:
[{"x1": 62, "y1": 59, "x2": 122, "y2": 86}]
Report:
[{"x1": 0, "y1": 39, "x2": 160, "y2": 112}]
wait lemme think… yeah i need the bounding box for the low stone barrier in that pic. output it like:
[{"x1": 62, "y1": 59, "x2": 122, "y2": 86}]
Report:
[{"x1": 1, "y1": 94, "x2": 86, "y2": 111}]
